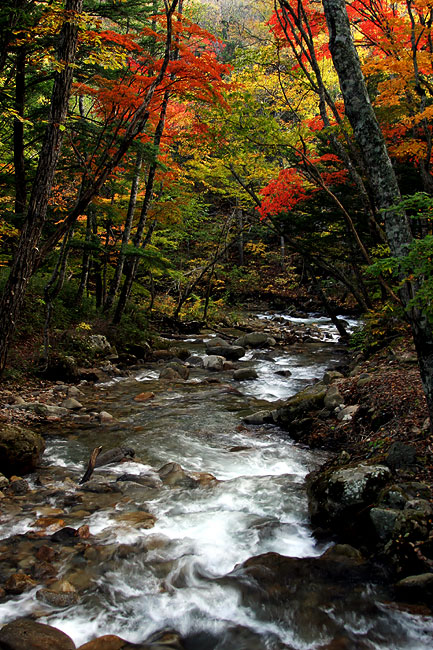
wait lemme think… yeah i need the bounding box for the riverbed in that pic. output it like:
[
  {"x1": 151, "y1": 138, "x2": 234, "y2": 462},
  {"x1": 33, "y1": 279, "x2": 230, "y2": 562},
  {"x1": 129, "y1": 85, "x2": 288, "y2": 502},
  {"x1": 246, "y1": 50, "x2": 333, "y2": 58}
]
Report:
[{"x1": 0, "y1": 314, "x2": 432, "y2": 649}]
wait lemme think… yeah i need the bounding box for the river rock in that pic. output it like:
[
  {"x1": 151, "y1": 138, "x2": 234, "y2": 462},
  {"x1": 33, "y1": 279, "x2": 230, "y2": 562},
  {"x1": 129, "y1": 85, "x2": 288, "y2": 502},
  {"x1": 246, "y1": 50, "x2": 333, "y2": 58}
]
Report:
[
  {"x1": 161, "y1": 362, "x2": 190, "y2": 380},
  {"x1": 36, "y1": 588, "x2": 80, "y2": 608},
  {"x1": 385, "y1": 442, "x2": 417, "y2": 470},
  {"x1": 369, "y1": 507, "x2": 400, "y2": 542},
  {"x1": 336, "y1": 405, "x2": 360, "y2": 421},
  {"x1": 205, "y1": 337, "x2": 229, "y2": 348},
  {"x1": 134, "y1": 392, "x2": 155, "y2": 402},
  {"x1": 77, "y1": 636, "x2": 132, "y2": 649},
  {"x1": 5, "y1": 478, "x2": 30, "y2": 495},
  {"x1": 272, "y1": 382, "x2": 327, "y2": 429},
  {"x1": 0, "y1": 619, "x2": 76, "y2": 650},
  {"x1": 307, "y1": 462, "x2": 392, "y2": 536},
  {"x1": 4, "y1": 573, "x2": 37, "y2": 594},
  {"x1": 207, "y1": 345, "x2": 245, "y2": 360},
  {"x1": 98, "y1": 411, "x2": 114, "y2": 423},
  {"x1": 114, "y1": 511, "x2": 157, "y2": 528},
  {"x1": 185, "y1": 355, "x2": 204, "y2": 367},
  {"x1": 203, "y1": 355, "x2": 225, "y2": 372},
  {"x1": 0, "y1": 424, "x2": 45, "y2": 477},
  {"x1": 323, "y1": 370, "x2": 344, "y2": 384},
  {"x1": 324, "y1": 385, "x2": 344, "y2": 409},
  {"x1": 158, "y1": 462, "x2": 197, "y2": 488},
  {"x1": 243, "y1": 410, "x2": 273, "y2": 425},
  {"x1": 233, "y1": 368, "x2": 258, "y2": 381},
  {"x1": 61, "y1": 397, "x2": 83, "y2": 410},
  {"x1": 275, "y1": 369, "x2": 292, "y2": 377},
  {"x1": 234, "y1": 332, "x2": 276, "y2": 348},
  {"x1": 231, "y1": 549, "x2": 378, "y2": 647},
  {"x1": 394, "y1": 573, "x2": 433, "y2": 604}
]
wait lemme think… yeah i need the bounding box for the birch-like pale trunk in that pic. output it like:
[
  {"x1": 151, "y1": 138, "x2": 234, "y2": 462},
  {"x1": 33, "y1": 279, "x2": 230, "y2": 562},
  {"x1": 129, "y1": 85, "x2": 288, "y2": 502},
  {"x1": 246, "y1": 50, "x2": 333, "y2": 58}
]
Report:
[{"x1": 322, "y1": 0, "x2": 433, "y2": 427}]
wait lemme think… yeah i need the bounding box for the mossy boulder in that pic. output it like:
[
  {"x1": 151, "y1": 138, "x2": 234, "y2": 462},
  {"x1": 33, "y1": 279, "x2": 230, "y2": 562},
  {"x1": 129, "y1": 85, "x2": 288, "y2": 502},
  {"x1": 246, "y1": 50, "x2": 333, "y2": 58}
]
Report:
[
  {"x1": 272, "y1": 382, "x2": 327, "y2": 429},
  {"x1": 307, "y1": 462, "x2": 391, "y2": 539},
  {"x1": 0, "y1": 424, "x2": 45, "y2": 477}
]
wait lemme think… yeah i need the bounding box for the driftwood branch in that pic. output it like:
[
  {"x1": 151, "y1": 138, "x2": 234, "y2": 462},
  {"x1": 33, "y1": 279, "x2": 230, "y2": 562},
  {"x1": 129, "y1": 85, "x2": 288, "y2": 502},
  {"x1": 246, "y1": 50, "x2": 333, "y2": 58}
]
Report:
[{"x1": 79, "y1": 446, "x2": 103, "y2": 484}]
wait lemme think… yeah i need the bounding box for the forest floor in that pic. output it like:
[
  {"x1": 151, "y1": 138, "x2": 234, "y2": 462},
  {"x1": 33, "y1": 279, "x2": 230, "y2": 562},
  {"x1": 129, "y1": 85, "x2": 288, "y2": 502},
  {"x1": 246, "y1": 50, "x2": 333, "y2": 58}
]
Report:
[{"x1": 310, "y1": 337, "x2": 433, "y2": 486}]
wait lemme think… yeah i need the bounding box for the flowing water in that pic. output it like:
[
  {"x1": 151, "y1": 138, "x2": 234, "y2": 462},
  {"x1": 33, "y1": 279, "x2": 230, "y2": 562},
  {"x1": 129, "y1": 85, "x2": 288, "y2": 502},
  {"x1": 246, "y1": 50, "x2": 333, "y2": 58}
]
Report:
[{"x1": 1, "y1": 314, "x2": 432, "y2": 649}]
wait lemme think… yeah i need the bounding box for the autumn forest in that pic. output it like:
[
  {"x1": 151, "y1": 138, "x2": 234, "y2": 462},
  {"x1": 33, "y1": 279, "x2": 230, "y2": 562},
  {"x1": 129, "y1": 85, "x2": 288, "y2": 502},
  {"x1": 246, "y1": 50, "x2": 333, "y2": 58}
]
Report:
[{"x1": 2, "y1": 0, "x2": 433, "y2": 415}]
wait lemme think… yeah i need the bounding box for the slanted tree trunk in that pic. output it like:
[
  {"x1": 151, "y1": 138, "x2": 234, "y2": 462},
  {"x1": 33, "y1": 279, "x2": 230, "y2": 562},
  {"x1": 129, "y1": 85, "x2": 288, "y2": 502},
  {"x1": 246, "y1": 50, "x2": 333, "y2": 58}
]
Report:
[
  {"x1": 322, "y1": 0, "x2": 433, "y2": 426},
  {"x1": 0, "y1": 0, "x2": 83, "y2": 373}
]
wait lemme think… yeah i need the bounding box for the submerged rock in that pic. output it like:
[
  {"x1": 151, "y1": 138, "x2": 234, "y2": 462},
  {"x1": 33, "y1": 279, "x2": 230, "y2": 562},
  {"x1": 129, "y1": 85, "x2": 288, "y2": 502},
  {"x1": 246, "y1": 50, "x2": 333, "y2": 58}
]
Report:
[
  {"x1": 243, "y1": 411, "x2": 273, "y2": 425},
  {"x1": 233, "y1": 368, "x2": 258, "y2": 381},
  {"x1": 230, "y1": 547, "x2": 380, "y2": 647}
]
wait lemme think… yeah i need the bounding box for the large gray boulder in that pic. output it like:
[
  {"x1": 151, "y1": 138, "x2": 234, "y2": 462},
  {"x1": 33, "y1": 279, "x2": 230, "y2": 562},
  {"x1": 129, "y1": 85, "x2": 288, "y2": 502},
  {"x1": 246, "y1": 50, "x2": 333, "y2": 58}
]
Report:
[
  {"x1": 307, "y1": 462, "x2": 392, "y2": 535},
  {"x1": 324, "y1": 384, "x2": 344, "y2": 409},
  {"x1": 203, "y1": 355, "x2": 225, "y2": 372},
  {"x1": 0, "y1": 424, "x2": 45, "y2": 477},
  {"x1": 87, "y1": 334, "x2": 112, "y2": 355}
]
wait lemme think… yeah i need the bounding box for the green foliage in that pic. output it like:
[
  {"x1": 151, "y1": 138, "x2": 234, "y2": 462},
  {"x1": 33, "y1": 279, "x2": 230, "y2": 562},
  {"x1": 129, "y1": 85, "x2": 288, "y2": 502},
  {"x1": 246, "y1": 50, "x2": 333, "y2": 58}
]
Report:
[
  {"x1": 368, "y1": 192, "x2": 433, "y2": 322},
  {"x1": 349, "y1": 303, "x2": 405, "y2": 353},
  {"x1": 111, "y1": 304, "x2": 150, "y2": 350}
]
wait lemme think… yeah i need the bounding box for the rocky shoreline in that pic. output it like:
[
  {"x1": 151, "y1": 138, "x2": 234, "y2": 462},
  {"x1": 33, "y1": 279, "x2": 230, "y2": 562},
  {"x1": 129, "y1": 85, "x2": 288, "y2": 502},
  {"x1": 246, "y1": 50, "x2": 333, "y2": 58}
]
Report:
[{"x1": 0, "y1": 315, "x2": 432, "y2": 647}]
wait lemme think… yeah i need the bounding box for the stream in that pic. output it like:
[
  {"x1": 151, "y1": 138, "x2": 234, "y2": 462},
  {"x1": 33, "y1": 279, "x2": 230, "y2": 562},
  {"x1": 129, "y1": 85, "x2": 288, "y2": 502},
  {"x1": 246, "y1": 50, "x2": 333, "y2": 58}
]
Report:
[{"x1": 1, "y1": 313, "x2": 433, "y2": 649}]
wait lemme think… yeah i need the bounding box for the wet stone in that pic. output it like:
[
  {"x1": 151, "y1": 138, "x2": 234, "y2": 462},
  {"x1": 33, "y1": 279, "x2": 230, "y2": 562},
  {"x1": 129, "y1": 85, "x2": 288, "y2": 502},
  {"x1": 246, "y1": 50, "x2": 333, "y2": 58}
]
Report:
[
  {"x1": 114, "y1": 511, "x2": 157, "y2": 528},
  {"x1": 5, "y1": 479, "x2": 30, "y2": 496},
  {"x1": 0, "y1": 618, "x2": 76, "y2": 650},
  {"x1": 31, "y1": 560, "x2": 57, "y2": 581},
  {"x1": 36, "y1": 588, "x2": 80, "y2": 608},
  {"x1": 4, "y1": 573, "x2": 37, "y2": 594}
]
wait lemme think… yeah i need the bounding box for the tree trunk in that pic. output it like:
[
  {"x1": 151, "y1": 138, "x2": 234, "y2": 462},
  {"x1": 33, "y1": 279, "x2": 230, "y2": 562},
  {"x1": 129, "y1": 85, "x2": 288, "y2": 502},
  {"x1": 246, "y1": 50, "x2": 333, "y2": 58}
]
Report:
[
  {"x1": 104, "y1": 149, "x2": 143, "y2": 311},
  {"x1": 113, "y1": 89, "x2": 171, "y2": 324},
  {"x1": 322, "y1": 0, "x2": 433, "y2": 426},
  {"x1": 14, "y1": 45, "x2": 26, "y2": 216},
  {"x1": 0, "y1": 0, "x2": 83, "y2": 373}
]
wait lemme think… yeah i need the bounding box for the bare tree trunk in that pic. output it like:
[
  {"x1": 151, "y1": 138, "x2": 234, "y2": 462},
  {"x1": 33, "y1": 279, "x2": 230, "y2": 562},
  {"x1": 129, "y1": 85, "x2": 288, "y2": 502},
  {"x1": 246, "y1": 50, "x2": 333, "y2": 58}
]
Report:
[
  {"x1": 104, "y1": 150, "x2": 143, "y2": 311},
  {"x1": 322, "y1": 0, "x2": 433, "y2": 426},
  {"x1": 76, "y1": 211, "x2": 94, "y2": 303},
  {"x1": 113, "y1": 89, "x2": 171, "y2": 324}
]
